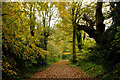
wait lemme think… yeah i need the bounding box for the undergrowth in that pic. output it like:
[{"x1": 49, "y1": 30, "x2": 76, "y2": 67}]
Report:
[{"x1": 70, "y1": 60, "x2": 104, "y2": 79}]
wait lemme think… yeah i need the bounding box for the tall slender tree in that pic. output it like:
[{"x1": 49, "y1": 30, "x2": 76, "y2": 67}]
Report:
[{"x1": 72, "y1": 4, "x2": 77, "y2": 63}]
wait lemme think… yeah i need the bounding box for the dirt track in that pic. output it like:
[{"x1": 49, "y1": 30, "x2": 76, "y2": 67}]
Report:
[{"x1": 30, "y1": 60, "x2": 90, "y2": 78}]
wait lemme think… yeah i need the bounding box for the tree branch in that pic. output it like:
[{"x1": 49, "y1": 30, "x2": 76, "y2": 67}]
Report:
[
  {"x1": 82, "y1": 14, "x2": 95, "y2": 27},
  {"x1": 76, "y1": 24, "x2": 97, "y2": 40}
]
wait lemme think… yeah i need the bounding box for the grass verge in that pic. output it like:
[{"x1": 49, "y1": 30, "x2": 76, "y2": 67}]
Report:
[
  {"x1": 69, "y1": 60, "x2": 104, "y2": 79},
  {"x1": 22, "y1": 61, "x2": 56, "y2": 80}
]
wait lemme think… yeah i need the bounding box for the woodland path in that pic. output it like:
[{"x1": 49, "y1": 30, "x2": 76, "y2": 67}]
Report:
[{"x1": 27, "y1": 60, "x2": 92, "y2": 79}]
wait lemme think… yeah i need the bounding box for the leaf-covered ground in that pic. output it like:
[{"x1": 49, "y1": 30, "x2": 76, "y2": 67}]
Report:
[{"x1": 27, "y1": 60, "x2": 91, "y2": 79}]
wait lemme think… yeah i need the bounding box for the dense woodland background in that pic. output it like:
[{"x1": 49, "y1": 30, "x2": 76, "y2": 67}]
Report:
[{"x1": 1, "y1": 1, "x2": 120, "y2": 80}]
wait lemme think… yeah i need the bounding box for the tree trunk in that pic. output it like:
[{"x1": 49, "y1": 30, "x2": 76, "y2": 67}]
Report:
[
  {"x1": 76, "y1": 2, "x2": 107, "y2": 66},
  {"x1": 73, "y1": 24, "x2": 77, "y2": 63},
  {"x1": 95, "y1": 2, "x2": 105, "y2": 50},
  {"x1": 77, "y1": 2, "x2": 105, "y2": 51},
  {"x1": 30, "y1": 4, "x2": 34, "y2": 36},
  {"x1": 72, "y1": 7, "x2": 77, "y2": 63},
  {"x1": 43, "y1": 32, "x2": 47, "y2": 50}
]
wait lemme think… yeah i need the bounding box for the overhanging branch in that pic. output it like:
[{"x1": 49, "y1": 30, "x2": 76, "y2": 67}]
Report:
[
  {"x1": 83, "y1": 14, "x2": 95, "y2": 27},
  {"x1": 76, "y1": 24, "x2": 97, "y2": 40}
]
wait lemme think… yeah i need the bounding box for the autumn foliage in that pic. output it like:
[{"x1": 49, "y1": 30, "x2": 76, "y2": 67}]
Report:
[{"x1": 2, "y1": 2, "x2": 52, "y2": 79}]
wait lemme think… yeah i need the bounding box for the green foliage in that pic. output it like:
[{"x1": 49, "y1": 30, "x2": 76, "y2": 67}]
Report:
[
  {"x1": 76, "y1": 31, "x2": 82, "y2": 50},
  {"x1": 87, "y1": 46, "x2": 101, "y2": 64},
  {"x1": 70, "y1": 60, "x2": 104, "y2": 78},
  {"x1": 86, "y1": 26, "x2": 120, "y2": 79},
  {"x1": 76, "y1": 36, "x2": 96, "y2": 60},
  {"x1": 62, "y1": 54, "x2": 70, "y2": 60},
  {"x1": 22, "y1": 61, "x2": 54, "y2": 79}
]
